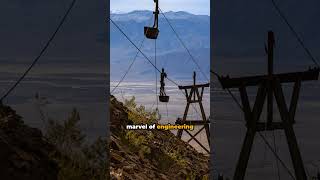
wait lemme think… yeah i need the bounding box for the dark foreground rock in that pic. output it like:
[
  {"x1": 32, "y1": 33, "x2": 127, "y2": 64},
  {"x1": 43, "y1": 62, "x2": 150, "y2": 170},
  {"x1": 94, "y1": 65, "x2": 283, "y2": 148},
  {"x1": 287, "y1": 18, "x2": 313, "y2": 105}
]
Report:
[{"x1": 0, "y1": 104, "x2": 59, "y2": 180}]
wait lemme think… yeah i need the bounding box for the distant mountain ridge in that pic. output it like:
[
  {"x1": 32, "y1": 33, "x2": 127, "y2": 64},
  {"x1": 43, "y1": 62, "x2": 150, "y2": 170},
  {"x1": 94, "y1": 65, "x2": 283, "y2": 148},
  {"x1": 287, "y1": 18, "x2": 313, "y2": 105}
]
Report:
[
  {"x1": 111, "y1": 10, "x2": 209, "y2": 22},
  {"x1": 110, "y1": 11, "x2": 210, "y2": 81}
]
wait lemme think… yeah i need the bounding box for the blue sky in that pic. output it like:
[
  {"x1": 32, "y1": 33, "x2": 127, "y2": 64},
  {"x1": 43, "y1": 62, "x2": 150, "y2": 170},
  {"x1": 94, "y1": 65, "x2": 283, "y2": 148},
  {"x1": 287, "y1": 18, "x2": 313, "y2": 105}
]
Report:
[{"x1": 111, "y1": 0, "x2": 210, "y2": 15}]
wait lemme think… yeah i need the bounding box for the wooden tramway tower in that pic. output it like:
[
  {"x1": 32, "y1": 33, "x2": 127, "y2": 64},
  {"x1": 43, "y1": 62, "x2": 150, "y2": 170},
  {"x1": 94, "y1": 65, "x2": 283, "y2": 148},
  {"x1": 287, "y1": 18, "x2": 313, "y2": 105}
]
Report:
[
  {"x1": 175, "y1": 71, "x2": 210, "y2": 153},
  {"x1": 219, "y1": 31, "x2": 319, "y2": 180},
  {"x1": 143, "y1": 1, "x2": 210, "y2": 151}
]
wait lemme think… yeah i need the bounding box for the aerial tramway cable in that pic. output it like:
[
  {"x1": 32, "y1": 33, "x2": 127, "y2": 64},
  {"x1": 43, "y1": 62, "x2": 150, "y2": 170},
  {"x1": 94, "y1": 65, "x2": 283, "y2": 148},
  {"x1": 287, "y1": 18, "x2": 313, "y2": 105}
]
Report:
[
  {"x1": 154, "y1": 38, "x2": 160, "y2": 118},
  {"x1": 111, "y1": 37, "x2": 146, "y2": 94},
  {"x1": 110, "y1": 6, "x2": 207, "y2": 119},
  {"x1": 159, "y1": 8, "x2": 209, "y2": 82},
  {"x1": 111, "y1": 2, "x2": 209, "y2": 138},
  {"x1": 0, "y1": 0, "x2": 77, "y2": 102},
  {"x1": 109, "y1": 19, "x2": 177, "y2": 85},
  {"x1": 110, "y1": 18, "x2": 204, "y2": 118},
  {"x1": 270, "y1": 0, "x2": 320, "y2": 68},
  {"x1": 267, "y1": 1, "x2": 319, "y2": 178},
  {"x1": 210, "y1": 1, "x2": 320, "y2": 170},
  {"x1": 157, "y1": 7, "x2": 208, "y2": 119},
  {"x1": 273, "y1": 130, "x2": 281, "y2": 180},
  {"x1": 111, "y1": 2, "x2": 210, "y2": 120},
  {"x1": 210, "y1": 70, "x2": 296, "y2": 179}
]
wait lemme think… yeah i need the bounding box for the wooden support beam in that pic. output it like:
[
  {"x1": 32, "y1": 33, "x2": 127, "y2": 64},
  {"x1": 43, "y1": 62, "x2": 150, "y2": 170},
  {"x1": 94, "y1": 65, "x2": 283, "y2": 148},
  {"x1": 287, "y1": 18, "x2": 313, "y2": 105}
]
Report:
[
  {"x1": 256, "y1": 122, "x2": 283, "y2": 131},
  {"x1": 188, "y1": 100, "x2": 201, "y2": 103},
  {"x1": 228, "y1": 31, "x2": 316, "y2": 180},
  {"x1": 187, "y1": 88, "x2": 194, "y2": 102},
  {"x1": 176, "y1": 73, "x2": 210, "y2": 153},
  {"x1": 220, "y1": 68, "x2": 319, "y2": 88},
  {"x1": 201, "y1": 87, "x2": 204, "y2": 100},
  {"x1": 196, "y1": 88, "x2": 211, "y2": 145},
  {"x1": 234, "y1": 83, "x2": 267, "y2": 180},
  {"x1": 175, "y1": 120, "x2": 210, "y2": 125},
  {"x1": 231, "y1": 76, "x2": 310, "y2": 180},
  {"x1": 178, "y1": 83, "x2": 210, "y2": 89},
  {"x1": 187, "y1": 126, "x2": 206, "y2": 143},
  {"x1": 184, "y1": 89, "x2": 188, "y2": 99},
  {"x1": 177, "y1": 102, "x2": 190, "y2": 138},
  {"x1": 273, "y1": 78, "x2": 307, "y2": 180},
  {"x1": 251, "y1": 82, "x2": 267, "y2": 127},
  {"x1": 185, "y1": 130, "x2": 210, "y2": 153},
  {"x1": 233, "y1": 128, "x2": 256, "y2": 180},
  {"x1": 267, "y1": 31, "x2": 275, "y2": 126},
  {"x1": 239, "y1": 87, "x2": 252, "y2": 126},
  {"x1": 289, "y1": 79, "x2": 301, "y2": 124}
]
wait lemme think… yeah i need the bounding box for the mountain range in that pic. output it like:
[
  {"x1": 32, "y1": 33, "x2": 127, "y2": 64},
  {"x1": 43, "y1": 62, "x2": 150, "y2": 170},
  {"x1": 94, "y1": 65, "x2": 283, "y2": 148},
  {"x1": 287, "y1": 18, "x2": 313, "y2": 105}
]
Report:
[{"x1": 110, "y1": 10, "x2": 210, "y2": 81}]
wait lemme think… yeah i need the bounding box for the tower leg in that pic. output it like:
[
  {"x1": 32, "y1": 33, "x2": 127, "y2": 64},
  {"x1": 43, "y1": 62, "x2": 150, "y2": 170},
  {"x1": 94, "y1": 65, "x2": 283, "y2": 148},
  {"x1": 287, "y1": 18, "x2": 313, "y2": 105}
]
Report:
[
  {"x1": 273, "y1": 79, "x2": 307, "y2": 180},
  {"x1": 284, "y1": 125, "x2": 307, "y2": 180},
  {"x1": 233, "y1": 128, "x2": 256, "y2": 180},
  {"x1": 177, "y1": 102, "x2": 190, "y2": 138}
]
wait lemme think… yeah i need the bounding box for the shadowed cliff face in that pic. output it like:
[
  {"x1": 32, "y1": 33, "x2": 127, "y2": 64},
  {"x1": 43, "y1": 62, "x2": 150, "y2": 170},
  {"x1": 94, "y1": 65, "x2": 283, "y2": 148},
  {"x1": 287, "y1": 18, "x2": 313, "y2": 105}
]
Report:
[
  {"x1": 110, "y1": 95, "x2": 209, "y2": 179},
  {"x1": 0, "y1": 105, "x2": 58, "y2": 180},
  {"x1": 0, "y1": 104, "x2": 108, "y2": 180}
]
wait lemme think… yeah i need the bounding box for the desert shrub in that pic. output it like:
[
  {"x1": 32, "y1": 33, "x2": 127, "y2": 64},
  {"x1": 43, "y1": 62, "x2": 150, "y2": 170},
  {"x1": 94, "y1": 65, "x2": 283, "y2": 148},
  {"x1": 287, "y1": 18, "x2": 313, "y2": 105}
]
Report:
[
  {"x1": 124, "y1": 96, "x2": 160, "y2": 124},
  {"x1": 186, "y1": 172, "x2": 209, "y2": 180},
  {"x1": 125, "y1": 131, "x2": 151, "y2": 158},
  {"x1": 166, "y1": 150, "x2": 188, "y2": 167},
  {"x1": 41, "y1": 107, "x2": 107, "y2": 180},
  {"x1": 46, "y1": 109, "x2": 85, "y2": 154},
  {"x1": 121, "y1": 97, "x2": 160, "y2": 159}
]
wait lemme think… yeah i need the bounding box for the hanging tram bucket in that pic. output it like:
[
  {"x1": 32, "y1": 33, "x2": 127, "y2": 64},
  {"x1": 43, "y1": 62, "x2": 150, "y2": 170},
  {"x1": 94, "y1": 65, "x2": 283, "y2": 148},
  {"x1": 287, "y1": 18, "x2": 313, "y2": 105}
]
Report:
[
  {"x1": 144, "y1": 26, "x2": 159, "y2": 39},
  {"x1": 159, "y1": 95, "x2": 169, "y2": 102}
]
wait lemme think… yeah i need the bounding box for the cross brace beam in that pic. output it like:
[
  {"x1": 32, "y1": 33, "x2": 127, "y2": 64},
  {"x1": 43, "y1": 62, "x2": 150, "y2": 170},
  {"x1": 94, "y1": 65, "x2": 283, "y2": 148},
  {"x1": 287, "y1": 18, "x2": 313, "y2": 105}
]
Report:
[
  {"x1": 176, "y1": 73, "x2": 210, "y2": 153},
  {"x1": 219, "y1": 31, "x2": 319, "y2": 180}
]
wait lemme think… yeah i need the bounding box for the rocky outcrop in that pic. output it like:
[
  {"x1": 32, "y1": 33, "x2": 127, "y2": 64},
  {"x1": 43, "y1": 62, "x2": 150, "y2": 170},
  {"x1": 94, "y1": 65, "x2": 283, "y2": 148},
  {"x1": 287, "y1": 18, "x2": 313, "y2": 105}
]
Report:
[
  {"x1": 110, "y1": 96, "x2": 209, "y2": 180},
  {"x1": 0, "y1": 104, "x2": 59, "y2": 180}
]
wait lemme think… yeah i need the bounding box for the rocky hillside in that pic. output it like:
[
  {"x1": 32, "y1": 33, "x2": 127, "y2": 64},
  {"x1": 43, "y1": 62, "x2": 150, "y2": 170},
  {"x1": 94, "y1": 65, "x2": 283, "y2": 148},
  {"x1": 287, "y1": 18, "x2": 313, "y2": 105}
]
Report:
[
  {"x1": 110, "y1": 96, "x2": 209, "y2": 180},
  {"x1": 0, "y1": 104, "x2": 58, "y2": 180}
]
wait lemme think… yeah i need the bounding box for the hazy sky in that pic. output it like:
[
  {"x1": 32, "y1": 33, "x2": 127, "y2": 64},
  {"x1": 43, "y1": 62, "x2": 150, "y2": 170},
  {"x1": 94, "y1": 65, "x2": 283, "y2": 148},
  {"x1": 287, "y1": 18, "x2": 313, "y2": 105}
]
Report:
[{"x1": 110, "y1": 0, "x2": 210, "y2": 15}]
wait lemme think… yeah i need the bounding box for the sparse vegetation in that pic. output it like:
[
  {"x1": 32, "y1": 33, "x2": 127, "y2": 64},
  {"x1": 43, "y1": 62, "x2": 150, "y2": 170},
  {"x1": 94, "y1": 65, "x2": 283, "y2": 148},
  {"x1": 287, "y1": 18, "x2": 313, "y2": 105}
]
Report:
[
  {"x1": 123, "y1": 97, "x2": 189, "y2": 167},
  {"x1": 124, "y1": 96, "x2": 160, "y2": 124},
  {"x1": 45, "y1": 109, "x2": 107, "y2": 180},
  {"x1": 186, "y1": 173, "x2": 209, "y2": 180},
  {"x1": 34, "y1": 95, "x2": 107, "y2": 180},
  {"x1": 125, "y1": 131, "x2": 151, "y2": 158},
  {"x1": 115, "y1": 96, "x2": 209, "y2": 179}
]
